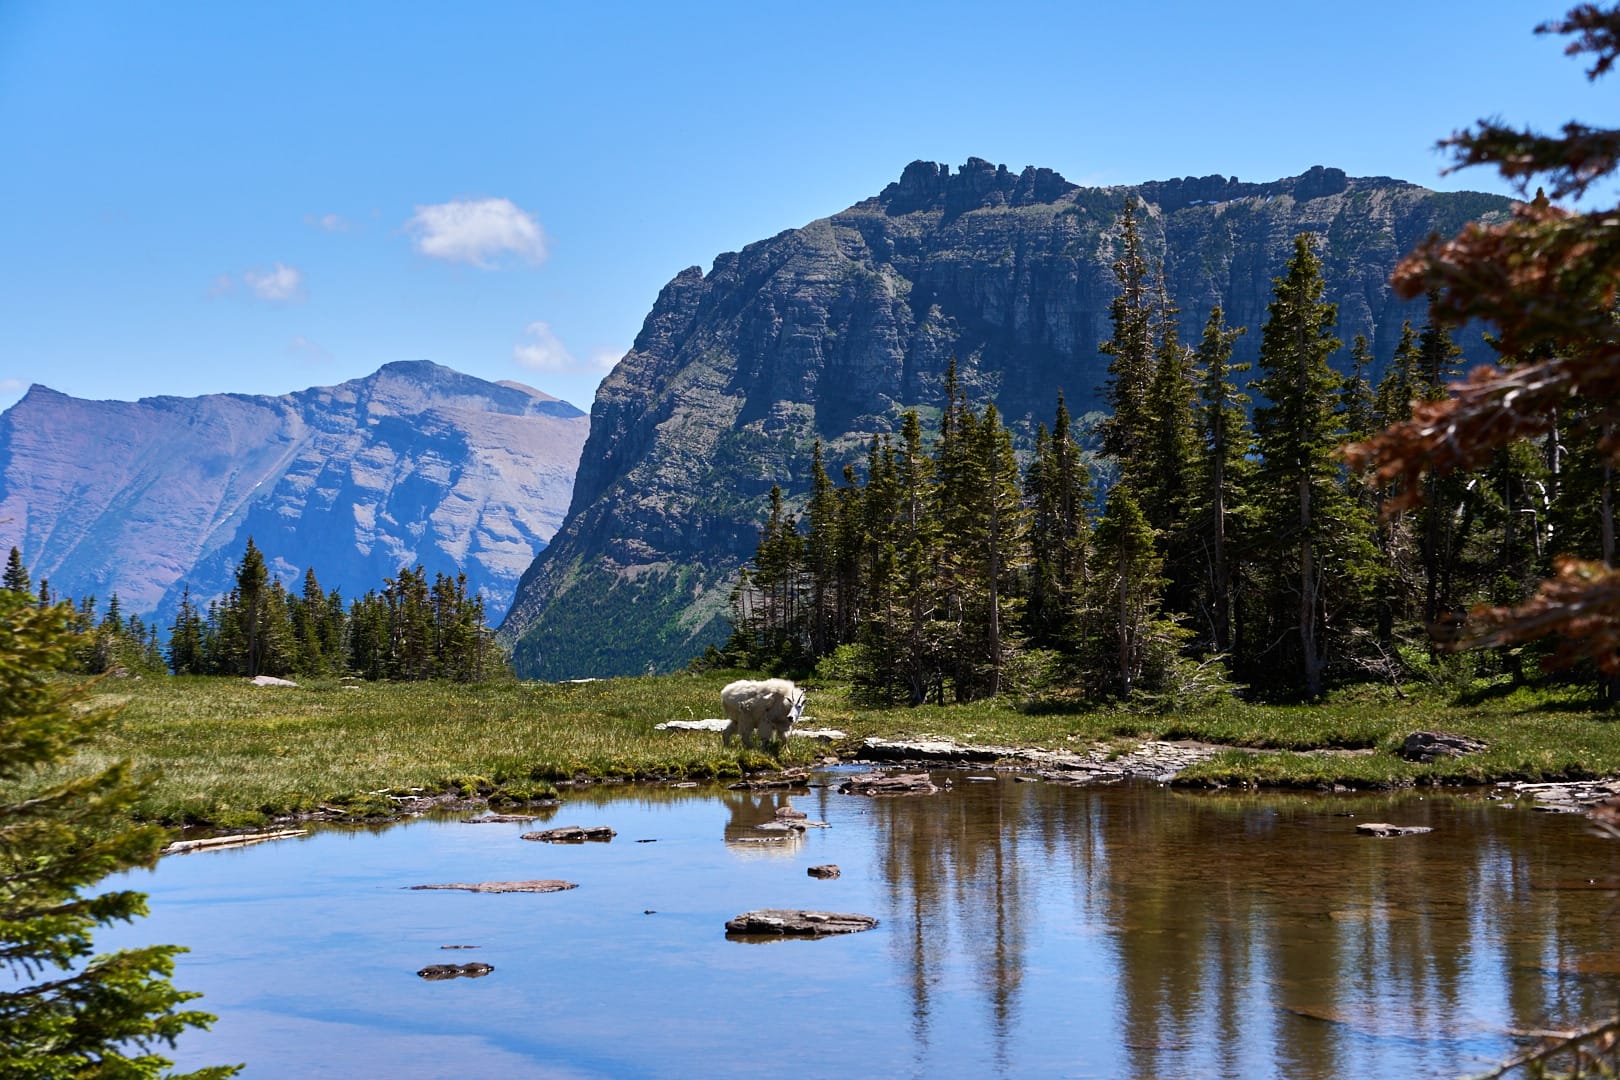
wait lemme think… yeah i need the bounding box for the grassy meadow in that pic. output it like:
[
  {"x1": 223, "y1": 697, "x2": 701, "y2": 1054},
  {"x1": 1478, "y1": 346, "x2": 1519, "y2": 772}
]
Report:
[{"x1": 51, "y1": 669, "x2": 1620, "y2": 828}]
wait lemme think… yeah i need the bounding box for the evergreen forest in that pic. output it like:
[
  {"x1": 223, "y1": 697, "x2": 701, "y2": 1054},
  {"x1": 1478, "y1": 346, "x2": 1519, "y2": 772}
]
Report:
[
  {"x1": 2, "y1": 539, "x2": 503, "y2": 683},
  {"x1": 724, "y1": 203, "x2": 1609, "y2": 706}
]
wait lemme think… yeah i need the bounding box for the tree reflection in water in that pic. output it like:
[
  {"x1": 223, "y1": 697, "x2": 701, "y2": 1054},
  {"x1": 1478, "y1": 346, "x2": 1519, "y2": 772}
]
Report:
[{"x1": 867, "y1": 777, "x2": 1619, "y2": 1078}]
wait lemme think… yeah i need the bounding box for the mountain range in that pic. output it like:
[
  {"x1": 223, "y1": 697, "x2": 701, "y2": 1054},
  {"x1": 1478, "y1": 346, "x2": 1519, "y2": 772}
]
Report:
[
  {"x1": 0, "y1": 360, "x2": 588, "y2": 624},
  {"x1": 498, "y1": 159, "x2": 1512, "y2": 679}
]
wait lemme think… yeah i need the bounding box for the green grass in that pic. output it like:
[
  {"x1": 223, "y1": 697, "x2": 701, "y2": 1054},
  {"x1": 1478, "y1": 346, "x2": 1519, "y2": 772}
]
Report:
[{"x1": 37, "y1": 671, "x2": 1620, "y2": 828}]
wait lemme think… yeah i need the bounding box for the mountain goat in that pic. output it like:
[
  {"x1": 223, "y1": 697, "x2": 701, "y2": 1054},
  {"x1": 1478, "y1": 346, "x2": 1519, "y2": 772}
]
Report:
[{"x1": 720, "y1": 678, "x2": 807, "y2": 748}]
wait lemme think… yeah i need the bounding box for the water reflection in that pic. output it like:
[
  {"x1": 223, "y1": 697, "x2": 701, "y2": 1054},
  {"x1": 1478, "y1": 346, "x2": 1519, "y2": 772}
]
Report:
[
  {"x1": 91, "y1": 774, "x2": 1620, "y2": 1078},
  {"x1": 867, "y1": 780, "x2": 1620, "y2": 1078},
  {"x1": 720, "y1": 788, "x2": 806, "y2": 856}
]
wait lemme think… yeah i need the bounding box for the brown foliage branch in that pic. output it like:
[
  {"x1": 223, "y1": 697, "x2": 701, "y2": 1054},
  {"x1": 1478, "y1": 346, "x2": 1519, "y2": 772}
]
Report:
[{"x1": 1342, "y1": 4, "x2": 1620, "y2": 669}]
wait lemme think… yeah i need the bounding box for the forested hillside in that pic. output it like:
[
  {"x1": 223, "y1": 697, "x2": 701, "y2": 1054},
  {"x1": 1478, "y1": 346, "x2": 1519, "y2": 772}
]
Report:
[{"x1": 502, "y1": 160, "x2": 1511, "y2": 680}]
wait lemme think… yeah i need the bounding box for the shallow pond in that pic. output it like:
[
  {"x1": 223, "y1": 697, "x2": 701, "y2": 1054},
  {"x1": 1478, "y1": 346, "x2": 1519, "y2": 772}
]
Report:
[{"x1": 105, "y1": 772, "x2": 1620, "y2": 1079}]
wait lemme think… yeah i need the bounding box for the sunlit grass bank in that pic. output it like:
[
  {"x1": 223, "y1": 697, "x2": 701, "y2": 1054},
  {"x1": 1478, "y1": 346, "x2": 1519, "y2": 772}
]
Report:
[{"x1": 53, "y1": 672, "x2": 1620, "y2": 827}]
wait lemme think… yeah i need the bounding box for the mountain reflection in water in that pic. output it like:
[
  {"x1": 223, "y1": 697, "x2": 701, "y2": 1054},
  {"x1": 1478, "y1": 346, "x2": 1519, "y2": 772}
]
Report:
[{"x1": 98, "y1": 774, "x2": 1620, "y2": 1078}]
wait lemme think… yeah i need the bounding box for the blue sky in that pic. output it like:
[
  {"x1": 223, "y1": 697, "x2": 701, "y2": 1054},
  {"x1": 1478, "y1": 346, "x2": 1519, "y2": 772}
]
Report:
[{"x1": 0, "y1": 2, "x2": 1602, "y2": 414}]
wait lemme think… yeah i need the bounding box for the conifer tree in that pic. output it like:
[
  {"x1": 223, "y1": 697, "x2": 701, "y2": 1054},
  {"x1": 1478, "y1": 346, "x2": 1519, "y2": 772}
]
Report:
[
  {"x1": 1413, "y1": 306, "x2": 1472, "y2": 627},
  {"x1": 1088, "y1": 487, "x2": 1166, "y2": 698},
  {"x1": 290, "y1": 568, "x2": 329, "y2": 674},
  {"x1": 1340, "y1": 335, "x2": 1378, "y2": 445},
  {"x1": 804, "y1": 441, "x2": 840, "y2": 657},
  {"x1": 893, "y1": 410, "x2": 943, "y2": 703},
  {"x1": 1251, "y1": 234, "x2": 1378, "y2": 696},
  {"x1": 971, "y1": 402, "x2": 1027, "y2": 697},
  {"x1": 1141, "y1": 271, "x2": 1200, "y2": 615},
  {"x1": 0, "y1": 590, "x2": 237, "y2": 1078},
  {"x1": 1099, "y1": 198, "x2": 1157, "y2": 484},
  {"x1": 234, "y1": 538, "x2": 270, "y2": 677},
  {"x1": 3, "y1": 546, "x2": 30, "y2": 595},
  {"x1": 1192, "y1": 306, "x2": 1250, "y2": 656},
  {"x1": 1024, "y1": 394, "x2": 1092, "y2": 650},
  {"x1": 167, "y1": 586, "x2": 205, "y2": 675}
]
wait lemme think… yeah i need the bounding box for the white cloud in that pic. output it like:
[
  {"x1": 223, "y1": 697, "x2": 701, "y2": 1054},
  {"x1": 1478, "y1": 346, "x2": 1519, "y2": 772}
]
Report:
[
  {"x1": 207, "y1": 273, "x2": 236, "y2": 298},
  {"x1": 406, "y1": 197, "x2": 546, "y2": 267},
  {"x1": 512, "y1": 322, "x2": 575, "y2": 371},
  {"x1": 305, "y1": 212, "x2": 350, "y2": 232},
  {"x1": 288, "y1": 336, "x2": 333, "y2": 363},
  {"x1": 588, "y1": 347, "x2": 624, "y2": 372},
  {"x1": 243, "y1": 262, "x2": 304, "y2": 302},
  {"x1": 0, "y1": 377, "x2": 26, "y2": 396}
]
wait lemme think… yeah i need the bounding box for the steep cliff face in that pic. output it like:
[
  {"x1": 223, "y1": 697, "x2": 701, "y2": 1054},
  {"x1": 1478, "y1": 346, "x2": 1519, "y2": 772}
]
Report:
[
  {"x1": 0, "y1": 360, "x2": 588, "y2": 622},
  {"x1": 502, "y1": 160, "x2": 1511, "y2": 679}
]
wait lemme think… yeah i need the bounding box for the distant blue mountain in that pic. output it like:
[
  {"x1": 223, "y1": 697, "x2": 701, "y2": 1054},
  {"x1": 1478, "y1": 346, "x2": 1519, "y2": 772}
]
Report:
[{"x1": 0, "y1": 360, "x2": 589, "y2": 624}]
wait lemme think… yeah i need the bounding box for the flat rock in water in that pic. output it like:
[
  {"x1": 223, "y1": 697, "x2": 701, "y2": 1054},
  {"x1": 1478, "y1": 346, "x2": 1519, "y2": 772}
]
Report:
[
  {"x1": 410, "y1": 880, "x2": 578, "y2": 893},
  {"x1": 838, "y1": 771, "x2": 939, "y2": 796},
  {"x1": 1356, "y1": 822, "x2": 1434, "y2": 837},
  {"x1": 1399, "y1": 731, "x2": 1487, "y2": 761},
  {"x1": 725, "y1": 909, "x2": 877, "y2": 936},
  {"x1": 808, "y1": 865, "x2": 841, "y2": 879},
  {"x1": 417, "y1": 962, "x2": 494, "y2": 980},
  {"x1": 521, "y1": 825, "x2": 616, "y2": 843}
]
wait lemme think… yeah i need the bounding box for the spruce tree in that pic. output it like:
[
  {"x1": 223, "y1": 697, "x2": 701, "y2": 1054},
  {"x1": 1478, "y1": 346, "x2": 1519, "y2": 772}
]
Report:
[
  {"x1": 0, "y1": 590, "x2": 238, "y2": 1078},
  {"x1": 1250, "y1": 234, "x2": 1378, "y2": 697},
  {"x1": 804, "y1": 442, "x2": 840, "y2": 657},
  {"x1": 1141, "y1": 271, "x2": 1199, "y2": 616},
  {"x1": 3, "y1": 547, "x2": 30, "y2": 595},
  {"x1": 167, "y1": 587, "x2": 205, "y2": 675},
  {"x1": 1088, "y1": 487, "x2": 1166, "y2": 699},
  {"x1": 1414, "y1": 303, "x2": 1473, "y2": 627},
  {"x1": 1192, "y1": 306, "x2": 1250, "y2": 656},
  {"x1": 1024, "y1": 395, "x2": 1092, "y2": 650},
  {"x1": 892, "y1": 410, "x2": 942, "y2": 703},
  {"x1": 234, "y1": 538, "x2": 269, "y2": 677},
  {"x1": 1098, "y1": 197, "x2": 1157, "y2": 484}
]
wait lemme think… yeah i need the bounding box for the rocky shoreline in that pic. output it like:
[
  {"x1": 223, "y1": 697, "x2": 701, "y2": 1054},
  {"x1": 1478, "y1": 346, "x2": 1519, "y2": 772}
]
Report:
[{"x1": 163, "y1": 733, "x2": 1620, "y2": 849}]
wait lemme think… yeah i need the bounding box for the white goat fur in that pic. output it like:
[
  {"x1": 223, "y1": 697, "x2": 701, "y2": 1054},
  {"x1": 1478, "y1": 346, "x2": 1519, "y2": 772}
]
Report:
[{"x1": 720, "y1": 679, "x2": 807, "y2": 748}]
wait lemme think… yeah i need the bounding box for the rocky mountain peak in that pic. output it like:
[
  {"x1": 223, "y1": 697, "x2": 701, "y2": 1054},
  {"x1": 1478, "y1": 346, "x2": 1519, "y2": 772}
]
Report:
[{"x1": 501, "y1": 159, "x2": 1513, "y2": 681}]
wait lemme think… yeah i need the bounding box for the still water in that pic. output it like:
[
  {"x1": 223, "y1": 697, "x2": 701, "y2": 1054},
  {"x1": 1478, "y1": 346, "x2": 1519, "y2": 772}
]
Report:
[{"x1": 107, "y1": 772, "x2": 1620, "y2": 1079}]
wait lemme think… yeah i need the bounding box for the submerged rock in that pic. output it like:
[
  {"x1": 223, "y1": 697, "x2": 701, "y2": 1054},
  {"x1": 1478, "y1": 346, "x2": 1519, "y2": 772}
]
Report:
[
  {"x1": 417, "y1": 962, "x2": 494, "y2": 980},
  {"x1": 521, "y1": 825, "x2": 616, "y2": 843},
  {"x1": 839, "y1": 772, "x2": 939, "y2": 796},
  {"x1": 1356, "y1": 823, "x2": 1434, "y2": 838},
  {"x1": 462, "y1": 807, "x2": 560, "y2": 823},
  {"x1": 725, "y1": 909, "x2": 877, "y2": 937},
  {"x1": 1399, "y1": 731, "x2": 1487, "y2": 761},
  {"x1": 410, "y1": 880, "x2": 578, "y2": 893}
]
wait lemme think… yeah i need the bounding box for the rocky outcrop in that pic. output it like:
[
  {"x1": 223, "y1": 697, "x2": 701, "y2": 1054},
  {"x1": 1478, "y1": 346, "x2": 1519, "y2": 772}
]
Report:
[
  {"x1": 839, "y1": 772, "x2": 940, "y2": 797},
  {"x1": 1356, "y1": 823, "x2": 1434, "y2": 837},
  {"x1": 501, "y1": 159, "x2": 1512, "y2": 679},
  {"x1": 0, "y1": 360, "x2": 588, "y2": 624},
  {"x1": 521, "y1": 825, "x2": 616, "y2": 843},
  {"x1": 417, "y1": 962, "x2": 494, "y2": 980},
  {"x1": 1399, "y1": 731, "x2": 1487, "y2": 761},
  {"x1": 724, "y1": 910, "x2": 878, "y2": 937}
]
